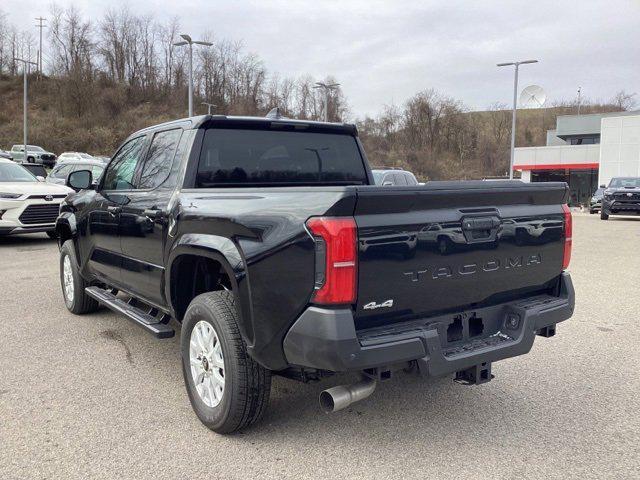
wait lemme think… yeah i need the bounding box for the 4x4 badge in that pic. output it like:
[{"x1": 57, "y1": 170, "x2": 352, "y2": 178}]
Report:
[{"x1": 363, "y1": 299, "x2": 394, "y2": 310}]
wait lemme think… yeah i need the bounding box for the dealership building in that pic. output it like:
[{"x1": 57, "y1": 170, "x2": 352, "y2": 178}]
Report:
[{"x1": 514, "y1": 110, "x2": 640, "y2": 205}]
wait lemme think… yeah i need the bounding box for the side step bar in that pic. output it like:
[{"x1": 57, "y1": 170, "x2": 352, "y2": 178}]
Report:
[{"x1": 85, "y1": 286, "x2": 175, "y2": 339}]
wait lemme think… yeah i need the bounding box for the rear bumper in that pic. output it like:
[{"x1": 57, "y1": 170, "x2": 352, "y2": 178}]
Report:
[{"x1": 283, "y1": 273, "x2": 574, "y2": 374}]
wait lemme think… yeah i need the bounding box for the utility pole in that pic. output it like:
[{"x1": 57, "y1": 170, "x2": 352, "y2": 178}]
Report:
[
  {"x1": 313, "y1": 82, "x2": 340, "y2": 122},
  {"x1": 173, "y1": 34, "x2": 213, "y2": 117},
  {"x1": 201, "y1": 102, "x2": 216, "y2": 114},
  {"x1": 14, "y1": 57, "x2": 38, "y2": 163},
  {"x1": 577, "y1": 86, "x2": 582, "y2": 115},
  {"x1": 35, "y1": 17, "x2": 46, "y2": 77},
  {"x1": 497, "y1": 59, "x2": 538, "y2": 179}
]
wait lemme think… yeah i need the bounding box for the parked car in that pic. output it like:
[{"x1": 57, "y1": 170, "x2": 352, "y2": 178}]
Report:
[
  {"x1": 0, "y1": 150, "x2": 13, "y2": 161},
  {"x1": 18, "y1": 163, "x2": 48, "y2": 180},
  {"x1": 56, "y1": 114, "x2": 574, "y2": 434},
  {"x1": 372, "y1": 167, "x2": 419, "y2": 186},
  {"x1": 589, "y1": 187, "x2": 605, "y2": 214},
  {"x1": 0, "y1": 158, "x2": 72, "y2": 237},
  {"x1": 601, "y1": 177, "x2": 640, "y2": 220},
  {"x1": 47, "y1": 160, "x2": 105, "y2": 187},
  {"x1": 10, "y1": 145, "x2": 57, "y2": 167},
  {"x1": 93, "y1": 156, "x2": 111, "y2": 164},
  {"x1": 56, "y1": 152, "x2": 95, "y2": 164}
]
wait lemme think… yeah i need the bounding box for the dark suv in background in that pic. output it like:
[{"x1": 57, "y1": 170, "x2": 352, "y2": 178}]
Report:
[{"x1": 601, "y1": 177, "x2": 640, "y2": 220}]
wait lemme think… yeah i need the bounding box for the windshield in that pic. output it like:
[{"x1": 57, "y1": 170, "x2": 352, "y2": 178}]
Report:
[
  {"x1": 609, "y1": 178, "x2": 640, "y2": 188},
  {"x1": 593, "y1": 188, "x2": 604, "y2": 196},
  {"x1": 0, "y1": 163, "x2": 38, "y2": 182},
  {"x1": 27, "y1": 146, "x2": 44, "y2": 152},
  {"x1": 372, "y1": 171, "x2": 384, "y2": 184}
]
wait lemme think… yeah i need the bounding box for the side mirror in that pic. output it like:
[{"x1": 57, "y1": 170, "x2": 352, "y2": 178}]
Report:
[
  {"x1": 67, "y1": 169, "x2": 93, "y2": 191},
  {"x1": 36, "y1": 176, "x2": 45, "y2": 182},
  {"x1": 599, "y1": 184, "x2": 606, "y2": 188}
]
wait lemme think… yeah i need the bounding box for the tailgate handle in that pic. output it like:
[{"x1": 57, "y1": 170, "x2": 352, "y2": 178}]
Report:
[{"x1": 461, "y1": 216, "x2": 501, "y2": 243}]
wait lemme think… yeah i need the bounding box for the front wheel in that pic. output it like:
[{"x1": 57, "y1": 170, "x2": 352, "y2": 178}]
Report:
[
  {"x1": 600, "y1": 211, "x2": 609, "y2": 220},
  {"x1": 181, "y1": 290, "x2": 271, "y2": 434},
  {"x1": 60, "y1": 240, "x2": 99, "y2": 314},
  {"x1": 27, "y1": 156, "x2": 35, "y2": 163},
  {"x1": 46, "y1": 230, "x2": 58, "y2": 240}
]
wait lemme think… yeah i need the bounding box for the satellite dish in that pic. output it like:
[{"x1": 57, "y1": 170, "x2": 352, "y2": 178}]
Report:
[{"x1": 520, "y1": 85, "x2": 546, "y2": 108}]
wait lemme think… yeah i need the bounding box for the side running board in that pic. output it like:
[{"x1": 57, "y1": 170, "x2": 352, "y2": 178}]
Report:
[{"x1": 85, "y1": 286, "x2": 175, "y2": 339}]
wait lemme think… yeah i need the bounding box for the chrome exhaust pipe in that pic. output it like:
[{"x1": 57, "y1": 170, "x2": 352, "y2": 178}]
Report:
[{"x1": 319, "y1": 376, "x2": 377, "y2": 413}]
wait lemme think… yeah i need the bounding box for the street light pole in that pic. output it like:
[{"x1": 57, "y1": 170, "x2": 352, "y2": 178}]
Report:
[
  {"x1": 173, "y1": 34, "x2": 213, "y2": 117},
  {"x1": 201, "y1": 102, "x2": 216, "y2": 114},
  {"x1": 313, "y1": 82, "x2": 340, "y2": 122},
  {"x1": 497, "y1": 59, "x2": 538, "y2": 179},
  {"x1": 14, "y1": 57, "x2": 38, "y2": 163}
]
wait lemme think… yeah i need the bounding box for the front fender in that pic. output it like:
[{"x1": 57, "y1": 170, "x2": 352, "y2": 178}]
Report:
[{"x1": 166, "y1": 233, "x2": 254, "y2": 347}]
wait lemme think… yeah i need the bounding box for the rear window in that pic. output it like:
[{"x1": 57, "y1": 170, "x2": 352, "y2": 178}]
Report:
[{"x1": 196, "y1": 128, "x2": 368, "y2": 187}]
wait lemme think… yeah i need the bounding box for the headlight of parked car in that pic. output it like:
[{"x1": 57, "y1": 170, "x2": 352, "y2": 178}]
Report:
[{"x1": 0, "y1": 192, "x2": 21, "y2": 199}]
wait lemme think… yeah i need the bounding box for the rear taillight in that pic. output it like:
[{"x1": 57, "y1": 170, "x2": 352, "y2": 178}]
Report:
[
  {"x1": 562, "y1": 204, "x2": 572, "y2": 270},
  {"x1": 306, "y1": 217, "x2": 357, "y2": 305}
]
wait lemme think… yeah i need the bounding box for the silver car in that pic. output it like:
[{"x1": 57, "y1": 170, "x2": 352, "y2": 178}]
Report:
[
  {"x1": 47, "y1": 160, "x2": 105, "y2": 186},
  {"x1": 10, "y1": 145, "x2": 57, "y2": 167}
]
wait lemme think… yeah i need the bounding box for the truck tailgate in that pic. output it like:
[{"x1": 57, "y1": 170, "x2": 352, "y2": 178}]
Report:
[{"x1": 353, "y1": 181, "x2": 569, "y2": 327}]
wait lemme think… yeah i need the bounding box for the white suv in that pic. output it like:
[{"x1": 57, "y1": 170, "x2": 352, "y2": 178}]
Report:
[{"x1": 0, "y1": 159, "x2": 73, "y2": 237}]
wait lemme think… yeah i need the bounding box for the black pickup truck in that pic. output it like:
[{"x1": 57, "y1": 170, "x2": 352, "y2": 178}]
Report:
[{"x1": 56, "y1": 113, "x2": 575, "y2": 433}]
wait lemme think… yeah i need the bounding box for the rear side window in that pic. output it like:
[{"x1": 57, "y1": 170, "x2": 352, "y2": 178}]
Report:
[
  {"x1": 196, "y1": 128, "x2": 367, "y2": 187},
  {"x1": 138, "y1": 129, "x2": 182, "y2": 190}
]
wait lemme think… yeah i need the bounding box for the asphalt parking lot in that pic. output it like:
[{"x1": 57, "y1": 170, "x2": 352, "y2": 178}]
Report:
[{"x1": 1, "y1": 213, "x2": 639, "y2": 479}]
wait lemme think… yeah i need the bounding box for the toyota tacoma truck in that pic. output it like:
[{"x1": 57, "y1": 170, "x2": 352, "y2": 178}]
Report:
[
  {"x1": 55, "y1": 113, "x2": 575, "y2": 433},
  {"x1": 600, "y1": 177, "x2": 640, "y2": 220}
]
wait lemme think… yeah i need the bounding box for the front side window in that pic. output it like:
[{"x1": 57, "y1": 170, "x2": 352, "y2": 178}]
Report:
[
  {"x1": 102, "y1": 136, "x2": 146, "y2": 190},
  {"x1": 138, "y1": 129, "x2": 182, "y2": 190},
  {"x1": 196, "y1": 128, "x2": 367, "y2": 187}
]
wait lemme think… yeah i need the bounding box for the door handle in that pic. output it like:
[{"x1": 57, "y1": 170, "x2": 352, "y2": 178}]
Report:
[{"x1": 107, "y1": 205, "x2": 122, "y2": 216}]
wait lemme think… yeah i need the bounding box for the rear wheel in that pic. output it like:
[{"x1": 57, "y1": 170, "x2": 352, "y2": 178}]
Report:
[
  {"x1": 27, "y1": 156, "x2": 35, "y2": 163},
  {"x1": 181, "y1": 290, "x2": 271, "y2": 434},
  {"x1": 60, "y1": 240, "x2": 99, "y2": 314},
  {"x1": 600, "y1": 211, "x2": 609, "y2": 220}
]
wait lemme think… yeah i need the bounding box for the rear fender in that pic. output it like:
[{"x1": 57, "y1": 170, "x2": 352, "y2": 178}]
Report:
[{"x1": 166, "y1": 234, "x2": 254, "y2": 344}]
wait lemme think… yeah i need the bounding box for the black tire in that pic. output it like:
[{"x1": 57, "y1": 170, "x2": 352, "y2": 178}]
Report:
[
  {"x1": 27, "y1": 156, "x2": 35, "y2": 163},
  {"x1": 60, "y1": 240, "x2": 99, "y2": 314},
  {"x1": 46, "y1": 230, "x2": 58, "y2": 239},
  {"x1": 181, "y1": 290, "x2": 271, "y2": 434},
  {"x1": 589, "y1": 209, "x2": 595, "y2": 214},
  {"x1": 600, "y1": 211, "x2": 609, "y2": 220}
]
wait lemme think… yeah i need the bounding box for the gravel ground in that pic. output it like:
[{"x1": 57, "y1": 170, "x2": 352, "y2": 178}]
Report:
[{"x1": 1, "y1": 213, "x2": 639, "y2": 479}]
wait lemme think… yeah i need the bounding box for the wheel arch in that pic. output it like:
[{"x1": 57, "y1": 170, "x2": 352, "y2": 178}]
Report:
[{"x1": 166, "y1": 234, "x2": 254, "y2": 346}]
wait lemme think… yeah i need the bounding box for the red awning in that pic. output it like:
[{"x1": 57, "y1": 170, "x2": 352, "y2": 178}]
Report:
[{"x1": 516, "y1": 163, "x2": 599, "y2": 171}]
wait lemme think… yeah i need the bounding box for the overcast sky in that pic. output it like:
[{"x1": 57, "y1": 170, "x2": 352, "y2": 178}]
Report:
[{"x1": 3, "y1": 0, "x2": 639, "y2": 118}]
